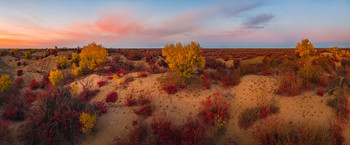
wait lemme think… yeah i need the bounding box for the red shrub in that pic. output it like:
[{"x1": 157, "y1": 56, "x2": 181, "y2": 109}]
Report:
[
  {"x1": 163, "y1": 83, "x2": 177, "y2": 94},
  {"x1": 220, "y1": 72, "x2": 240, "y2": 86},
  {"x1": 198, "y1": 93, "x2": 230, "y2": 126},
  {"x1": 3, "y1": 99, "x2": 26, "y2": 121},
  {"x1": 332, "y1": 120, "x2": 345, "y2": 145},
  {"x1": 316, "y1": 87, "x2": 324, "y2": 96},
  {"x1": 138, "y1": 96, "x2": 151, "y2": 106},
  {"x1": 137, "y1": 71, "x2": 148, "y2": 78},
  {"x1": 151, "y1": 116, "x2": 183, "y2": 144},
  {"x1": 128, "y1": 123, "x2": 148, "y2": 145},
  {"x1": 135, "y1": 105, "x2": 153, "y2": 117},
  {"x1": 40, "y1": 73, "x2": 50, "y2": 88},
  {"x1": 97, "y1": 81, "x2": 106, "y2": 87},
  {"x1": 17, "y1": 69, "x2": 23, "y2": 76},
  {"x1": 93, "y1": 101, "x2": 107, "y2": 116},
  {"x1": 278, "y1": 73, "x2": 303, "y2": 96},
  {"x1": 106, "y1": 92, "x2": 118, "y2": 103},
  {"x1": 201, "y1": 72, "x2": 212, "y2": 89},
  {"x1": 0, "y1": 119, "x2": 10, "y2": 140},
  {"x1": 125, "y1": 95, "x2": 136, "y2": 106},
  {"x1": 233, "y1": 59, "x2": 240, "y2": 69},
  {"x1": 13, "y1": 77, "x2": 24, "y2": 93},
  {"x1": 182, "y1": 119, "x2": 205, "y2": 144},
  {"x1": 124, "y1": 77, "x2": 134, "y2": 84},
  {"x1": 29, "y1": 79, "x2": 40, "y2": 90},
  {"x1": 78, "y1": 89, "x2": 97, "y2": 102},
  {"x1": 17, "y1": 61, "x2": 21, "y2": 66},
  {"x1": 205, "y1": 57, "x2": 225, "y2": 69},
  {"x1": 24, "y1": 89, "x2": 37, "y2": 105},
  {"x1": 22, "y1": 87, "x2": 89, "y2": 145}
]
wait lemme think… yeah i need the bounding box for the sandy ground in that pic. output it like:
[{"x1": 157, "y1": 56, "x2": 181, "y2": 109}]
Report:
[
  {"x1": 76, "y1": 72, "x2": 348, "y2": 145},
  {"x1": 1, "y1": 52, "x2": 349, "y2": 145}
]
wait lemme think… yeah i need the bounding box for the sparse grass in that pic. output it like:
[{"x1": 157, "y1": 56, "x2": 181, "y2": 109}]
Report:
[{"x1": 239, "y1": 104, "x2": 279, "y2": 129}]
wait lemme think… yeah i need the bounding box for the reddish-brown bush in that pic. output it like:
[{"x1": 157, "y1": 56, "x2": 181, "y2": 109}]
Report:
[
  {"x1": 198, "y1": 93, "x2": 230, "y2": 126},
  {"x1": 13, "y1": 77, "x2": 24, "y2": 93},
  {"x1": 97, "y1": 81, "x2": 106, "y2": 87},
  {"x1": 238, "y1": 105, "x2": 279, "y2": 129},
  {"x1": 151, "y1": 116, "x2": 183, "y2": 144},
  {"x1": 135, "y1": 105, "x2": 153, "y2": 117},
  {"x1": 278, "y1": 73, "x2": 303, "y2": 96},
  {"x1": 201, "y1": 72, "x2": 212, "y2": 89},
  {"x1": 3, "y1": 98, "x2": 26, "y2": 121},
  {"x1": 17, "y1": 70, "x2": 23, "y2": 76},
  {"x1": 93, "y1": 101, "x2": 107, "y2": 116},
  {"x1": 106, "y1": 92, "x2": 118, "y2": 103},
  {"x1": 0, "y1": 119, "x2": 10, "y2": 140},
  {"x1": 24, "y1": 89, "x2": 37, "y2": 105},
  {"x1": 128, "y1": 123, "x2": 148, "y2": 145},
  {"x1": 22, "y1": 87, "x2": 91, "y2": 145},
  {"x1": 29, "y1": 79, "x2": 40, "y2": 90},
  {"x1": 125, "y1": 95, "x2": 136, "y2": 106},
  {"x1": 78, "y1": 89, "x2": 97, "y2": 102}
]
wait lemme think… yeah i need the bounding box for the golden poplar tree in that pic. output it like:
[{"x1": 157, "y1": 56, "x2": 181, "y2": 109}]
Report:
[{"x1": 162, "y1": 42, "x2": 205, "y2": 78}]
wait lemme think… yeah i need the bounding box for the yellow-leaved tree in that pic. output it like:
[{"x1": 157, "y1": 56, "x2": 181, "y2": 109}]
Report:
[
  {"x1": 295, "y1": 39, "x2": 317, "y2": 58},
  {"x1": 162, "y1": 42, "x2": 205, "y2": 78},
  {"x1": 0, "y1": 74, "x2": 13, "y2": 92},
  {"x1": 79, "y1": 42, "x2": 108, "y2": 70},
  {"x1": 49, "y1": 70, "x2": 64, "y2": 86}
]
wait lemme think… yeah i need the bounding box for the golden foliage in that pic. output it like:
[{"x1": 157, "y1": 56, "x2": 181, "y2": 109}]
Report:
[
  {"x1": 79, "y1": 42, "x2": 108, "y2": 70},
  {"x1": 49, "y1": 70, "x2": 64, "y2": 86},
  {"x1": 9, "y1": 48, "x2": 19, "y2": 55},
  {"x1": 71, "y1": 63, "x2": 84, "y2": 77},
  {"x1": 297, "y1": 64, "x2": 322, "y2": 83},
  {"x1": 162, "y1": 42, "x2": 205, "y2": 78},
  {"x1": 71, "y1": 83, "x2": 79, "y2": 95},
  {"x1": 295, "y1": 39, "x2": 317, "y2": 57},
  {"x1": 25, "y1": 50, "x2": 31, "y2": 59},
  {"x1": 57, "y1": 56, "x2": 68, "y2": 68},
  {"x1": 0, "y1": 74, "x2": 13, "y2": 92},
  {"x1": 71, "y1": 52, "x2": 80, "y2": 64},
  {"x1": 328, "y1": 46, "x2": 350, "y2": 57},
  {"x1": 79, "y1": 112, "x2": 97, "y2": 134},
  {"x1": 113, "y1": 74, "x2": 119, "y2": 83}
]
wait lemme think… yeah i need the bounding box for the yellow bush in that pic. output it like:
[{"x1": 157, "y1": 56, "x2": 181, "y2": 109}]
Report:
[
  {"x1": 113, "y1": 74, "x2": 119, "y2": 83},
  {"x1": 297, "y1": 64, "x2": 322, "y2": 83},
  {"x1": 72, "y1": 63, "x2": 84, "y2": 77},
  {"x1": 71, "y1": 53, "x2": 80, "y2": 64},
  {"x1": 295, "y1": 39, "x2": 317, "y2": 58},
  {"x1": 9, "y1": 48, "x2": 19, "y2": 55},
  {"x1": 49, "y1": 70, "x2": 64, "y2": 86},
  {"x1": 79, "y1": 112, "x2": 97, "y2": 134},
  {"x1": 329, "y1": 46, "x2": 350, "y2": 57},
  {"x1": 162, "y1": 42, "x2": 205, "y2": 78},
  {"x1": 0, "y1": 74, "x2": 13, "y2": 92},
  {"x1": 79, "y1": 42, "x2": 108, "y2": 70},
  {"x1": 71, "y1": 84, "x2": 79, "y2": 95},
  {"x1": 56, "y1": 56, "x2": 68, "y2": 68},
  {"x1": 25, "y1": 50, "x2": 31, "y2": 59}
]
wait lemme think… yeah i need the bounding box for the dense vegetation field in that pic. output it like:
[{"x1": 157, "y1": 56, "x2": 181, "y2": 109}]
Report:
[{"x1": 0, "y1": 40, "x2": 350, "y2": 145}]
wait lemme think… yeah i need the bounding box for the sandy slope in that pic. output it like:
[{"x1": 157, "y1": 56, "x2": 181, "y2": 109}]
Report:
[{"x1": 76, "y1": 72, "x2": 346, "y2": 145}]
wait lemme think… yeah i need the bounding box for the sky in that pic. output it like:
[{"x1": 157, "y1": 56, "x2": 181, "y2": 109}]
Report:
[{"x1": 0, "y1": 0, "x2": 349, "y2": 48}]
